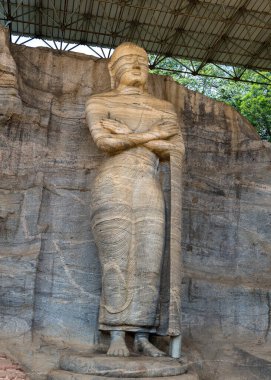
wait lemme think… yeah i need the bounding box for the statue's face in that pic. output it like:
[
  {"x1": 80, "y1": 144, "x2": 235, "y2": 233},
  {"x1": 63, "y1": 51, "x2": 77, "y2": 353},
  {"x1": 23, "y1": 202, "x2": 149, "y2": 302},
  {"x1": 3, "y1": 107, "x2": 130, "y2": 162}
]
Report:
[{"x1": 111, "y1": 53, "x2": 149, "y2": 88}]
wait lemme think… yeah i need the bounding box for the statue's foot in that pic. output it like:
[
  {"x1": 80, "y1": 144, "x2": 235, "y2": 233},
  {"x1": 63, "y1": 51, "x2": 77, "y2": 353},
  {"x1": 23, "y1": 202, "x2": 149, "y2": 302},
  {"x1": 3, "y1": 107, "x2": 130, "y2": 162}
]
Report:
[
  {"x1": 134, "y1": 333, "x2": 166, "y2": 357},
  {"x1": 107, "y1": 331, "x2": 130, "y2": 357}
]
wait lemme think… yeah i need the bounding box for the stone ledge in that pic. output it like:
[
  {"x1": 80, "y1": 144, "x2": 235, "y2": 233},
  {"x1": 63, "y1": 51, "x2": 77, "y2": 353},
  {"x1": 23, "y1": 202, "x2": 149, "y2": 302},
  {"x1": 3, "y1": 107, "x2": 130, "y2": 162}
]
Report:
[
  {"x1": 59, "y1": 354, "x2": 188, "y2": 378},
  {"x1": 48, "y1": 369, "x2": 199, "y2": 380}
]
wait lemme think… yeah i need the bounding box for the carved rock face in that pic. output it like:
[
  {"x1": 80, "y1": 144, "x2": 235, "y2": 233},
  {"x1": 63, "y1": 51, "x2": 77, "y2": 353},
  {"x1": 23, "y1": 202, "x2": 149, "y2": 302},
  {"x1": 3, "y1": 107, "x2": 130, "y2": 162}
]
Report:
[
  {"x1": 108, "y1": 42, "x2": 149, "y2": 90},
  {"x1": 111, "y1": 53, "x2": 149, "y2": 89}
]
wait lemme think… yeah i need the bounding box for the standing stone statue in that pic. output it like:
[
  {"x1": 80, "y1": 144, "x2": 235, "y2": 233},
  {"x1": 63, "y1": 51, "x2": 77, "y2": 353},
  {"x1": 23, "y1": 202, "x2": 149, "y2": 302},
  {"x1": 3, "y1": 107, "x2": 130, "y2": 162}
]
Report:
[{"x1": 86, "y1": 42, "x2": 185, "y2": 358}]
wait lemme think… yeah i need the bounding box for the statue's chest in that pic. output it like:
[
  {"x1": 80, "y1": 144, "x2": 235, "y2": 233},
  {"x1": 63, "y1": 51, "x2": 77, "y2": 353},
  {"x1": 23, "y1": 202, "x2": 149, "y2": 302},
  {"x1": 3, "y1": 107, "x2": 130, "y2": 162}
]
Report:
[{"x1": 107, "y1": 97, "x2": 166, "y2": 132}]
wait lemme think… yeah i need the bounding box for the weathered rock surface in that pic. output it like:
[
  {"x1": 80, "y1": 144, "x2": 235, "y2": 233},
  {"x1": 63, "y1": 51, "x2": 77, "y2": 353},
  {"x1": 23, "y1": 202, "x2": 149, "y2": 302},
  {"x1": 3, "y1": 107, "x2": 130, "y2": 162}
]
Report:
[
  {"x1": 0, "y1": 25, "x2": 271, "y2": 379},
  {"x1": 235, "y1": 343, "x2": 271, "y2": 379}
]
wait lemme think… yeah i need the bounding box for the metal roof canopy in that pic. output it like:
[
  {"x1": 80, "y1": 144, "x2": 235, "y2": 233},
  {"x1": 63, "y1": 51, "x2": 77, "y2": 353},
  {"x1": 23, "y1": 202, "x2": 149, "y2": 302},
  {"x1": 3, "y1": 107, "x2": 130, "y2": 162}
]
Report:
[{"x1": 1, "y1": 0, "x2": 271, "y2": 83}]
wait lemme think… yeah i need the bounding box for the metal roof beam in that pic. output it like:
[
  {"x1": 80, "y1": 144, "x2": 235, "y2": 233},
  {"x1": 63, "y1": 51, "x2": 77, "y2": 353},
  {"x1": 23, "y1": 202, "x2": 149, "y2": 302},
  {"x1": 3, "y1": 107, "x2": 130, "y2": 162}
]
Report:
[
  {"x1": 244, "y1": 34, "x2": 271, "y2": 69},
  {"x1": 157, "y1": 0, "x2": 199, "y2": 57},
  {"x1": 2, "y1": 0, "x2": 271, "y2": 73},
  {"x1": 195, "y1": 0, "x2": 250, "y2": 73},
  {"x1": 150, "y1": 64, "x2": 271, "y2": 85}
]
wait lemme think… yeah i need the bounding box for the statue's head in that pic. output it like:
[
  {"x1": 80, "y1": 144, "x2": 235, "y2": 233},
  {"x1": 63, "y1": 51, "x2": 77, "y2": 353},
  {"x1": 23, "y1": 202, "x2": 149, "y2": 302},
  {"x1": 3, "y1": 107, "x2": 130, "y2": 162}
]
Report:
[{"x1": 108, "y1": 42, "x2": 149, "y2": 90}]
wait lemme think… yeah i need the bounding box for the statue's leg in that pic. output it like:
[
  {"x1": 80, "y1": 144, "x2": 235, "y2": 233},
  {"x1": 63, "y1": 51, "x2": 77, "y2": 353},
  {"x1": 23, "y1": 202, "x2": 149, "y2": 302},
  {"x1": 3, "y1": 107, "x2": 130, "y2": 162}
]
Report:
[
  {"x1": 132, "y1": 176, "x2": 166, "y2": 356},
  {"x1": 91, "y1": 202, "x2": 132, "y2": 356}
]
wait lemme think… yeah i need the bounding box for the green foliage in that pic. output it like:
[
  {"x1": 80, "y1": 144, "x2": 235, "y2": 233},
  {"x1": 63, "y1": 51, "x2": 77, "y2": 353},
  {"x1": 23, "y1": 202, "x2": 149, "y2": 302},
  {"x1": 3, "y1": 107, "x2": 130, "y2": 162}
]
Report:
[
  {"x1": 238, "y1": 85, "x2": 271, "y2": 141},
  {"x1": 150, "y1": 56, "x2": 271, "y2": 142}
]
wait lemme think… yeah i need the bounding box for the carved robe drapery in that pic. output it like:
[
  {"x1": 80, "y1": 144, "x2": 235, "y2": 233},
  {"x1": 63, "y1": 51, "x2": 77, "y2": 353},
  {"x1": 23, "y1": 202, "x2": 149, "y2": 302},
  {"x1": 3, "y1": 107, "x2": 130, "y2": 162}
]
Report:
[{"x1": 86, "y1": 88, "x2": 184, "y2": 336}]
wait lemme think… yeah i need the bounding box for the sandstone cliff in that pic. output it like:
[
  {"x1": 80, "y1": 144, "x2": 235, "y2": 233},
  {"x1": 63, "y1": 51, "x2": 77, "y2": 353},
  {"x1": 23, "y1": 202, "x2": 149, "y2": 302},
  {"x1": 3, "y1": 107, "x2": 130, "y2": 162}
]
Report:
[{"x1": 0, "y1": 26, "x2": 271, "y2": 379}]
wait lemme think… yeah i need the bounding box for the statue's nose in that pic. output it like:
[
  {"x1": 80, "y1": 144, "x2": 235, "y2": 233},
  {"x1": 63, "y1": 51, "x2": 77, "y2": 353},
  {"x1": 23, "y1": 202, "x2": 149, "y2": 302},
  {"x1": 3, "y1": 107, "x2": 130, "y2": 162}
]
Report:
[
  {"x1": 133, "y1": 57, "x2": 141, "y2": 66},
  {"x1": 132, "y1": 59, "x2": 141, "y2": 69}
]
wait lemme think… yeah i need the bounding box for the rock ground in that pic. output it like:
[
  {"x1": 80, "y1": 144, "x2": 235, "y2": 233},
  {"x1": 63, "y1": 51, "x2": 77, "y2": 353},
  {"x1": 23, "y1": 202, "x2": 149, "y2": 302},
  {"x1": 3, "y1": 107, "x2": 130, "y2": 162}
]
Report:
[{"x1": 0, "y1": 354, "x2": 29, "y2": 379}]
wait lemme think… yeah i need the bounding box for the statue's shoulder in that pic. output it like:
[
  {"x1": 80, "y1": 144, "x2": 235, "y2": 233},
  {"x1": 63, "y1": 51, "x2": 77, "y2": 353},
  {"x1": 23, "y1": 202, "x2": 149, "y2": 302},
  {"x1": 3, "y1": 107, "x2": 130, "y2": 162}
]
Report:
[
  {"x1": 146, "y1": 93, "x2": 176, "y2": 114},
  {"x1": 87, "y1": 90, "x2": 117, "y2": 103},
  {"x1": 86, "y1": 91, "x2": 119, "y2": 114},
  {"x1": 86, "y1": 91, "x2": 118, "y2": 116}
]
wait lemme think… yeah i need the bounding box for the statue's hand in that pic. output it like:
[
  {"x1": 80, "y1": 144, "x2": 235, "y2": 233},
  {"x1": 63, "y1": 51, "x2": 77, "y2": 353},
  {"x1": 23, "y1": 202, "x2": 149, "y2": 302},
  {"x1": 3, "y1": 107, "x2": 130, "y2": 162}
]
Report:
[
  {"x1": 144, "y1": 135, "x2": 185, "y2": 159},
  {"x1": 101, "y1": 119, "x2": 131, "y2": 135},
  {"x1": 151, "y1": 120, "x2": 178, "y2": 139}
]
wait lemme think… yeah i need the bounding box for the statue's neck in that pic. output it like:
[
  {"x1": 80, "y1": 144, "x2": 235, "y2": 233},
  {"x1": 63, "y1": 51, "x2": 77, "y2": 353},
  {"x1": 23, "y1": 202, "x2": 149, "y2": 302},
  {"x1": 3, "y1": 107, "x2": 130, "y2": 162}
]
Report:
[{"x1": 116, "y1": 85, "x2": 145, "y2": 95}]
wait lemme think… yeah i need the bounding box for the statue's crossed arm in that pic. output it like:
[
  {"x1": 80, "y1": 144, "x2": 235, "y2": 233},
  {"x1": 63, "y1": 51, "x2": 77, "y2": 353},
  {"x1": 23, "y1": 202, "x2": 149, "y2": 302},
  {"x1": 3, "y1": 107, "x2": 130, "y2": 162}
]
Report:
[{"x1": 86, "y1": 97, "x2": 180, "y2": 156}]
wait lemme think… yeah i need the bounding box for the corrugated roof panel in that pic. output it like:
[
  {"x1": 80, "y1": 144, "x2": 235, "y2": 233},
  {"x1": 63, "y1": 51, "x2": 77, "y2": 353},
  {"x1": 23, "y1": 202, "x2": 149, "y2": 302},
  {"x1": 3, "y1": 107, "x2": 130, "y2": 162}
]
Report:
[
  {"x1": 207, "y1": 0, "x2": 244, "y2": 7},
  {"x1": 247, "y1": 0, "x2": 270, "y2": 12},
  {"x1": 260, "y1": 47, "x2": 271, "y2": 58},
  {"x1": 2, "y1": 0, "x2": 271, "y2": 71},
  {"x1": 246, "y1": 10, "x2": 271, "y2": 28}
]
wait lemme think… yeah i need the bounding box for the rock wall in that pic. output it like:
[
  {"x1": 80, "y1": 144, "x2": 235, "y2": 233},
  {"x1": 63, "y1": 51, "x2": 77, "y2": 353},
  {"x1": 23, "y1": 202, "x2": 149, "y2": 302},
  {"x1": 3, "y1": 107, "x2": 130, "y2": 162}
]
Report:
[{"x1": 0, "y1": 26, "x2": 271, "y2": 379}]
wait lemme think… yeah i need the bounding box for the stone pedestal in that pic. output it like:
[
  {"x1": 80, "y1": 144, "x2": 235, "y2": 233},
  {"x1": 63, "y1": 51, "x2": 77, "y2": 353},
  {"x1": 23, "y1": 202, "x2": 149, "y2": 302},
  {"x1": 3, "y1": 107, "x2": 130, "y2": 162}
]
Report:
[
  {"x1": 48, "y1": 371, "x2": 198, "y2": 380},
  {"x1": 47, "y1": 354, "x2": 198, "y2": 379}
]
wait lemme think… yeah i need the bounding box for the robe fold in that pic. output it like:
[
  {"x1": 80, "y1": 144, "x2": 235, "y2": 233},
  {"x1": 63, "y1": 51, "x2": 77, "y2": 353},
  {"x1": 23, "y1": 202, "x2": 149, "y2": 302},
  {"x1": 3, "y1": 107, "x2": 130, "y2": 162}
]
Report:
[{"x1": 86, "y1": 90, "x2": 184, "y2": 336}]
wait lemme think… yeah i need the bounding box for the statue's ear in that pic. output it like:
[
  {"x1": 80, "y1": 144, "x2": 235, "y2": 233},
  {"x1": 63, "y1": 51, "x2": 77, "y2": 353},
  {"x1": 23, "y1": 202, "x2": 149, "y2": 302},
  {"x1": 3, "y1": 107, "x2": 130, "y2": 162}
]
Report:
[{"x1": 108, "y1": 62, "x2": 115, "y2": 89}]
